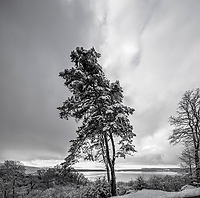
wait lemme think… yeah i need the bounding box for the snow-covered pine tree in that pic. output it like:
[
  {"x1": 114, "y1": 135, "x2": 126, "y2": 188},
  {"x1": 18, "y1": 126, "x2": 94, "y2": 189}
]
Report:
[{"x1": 57, "y1": 47, "x2": 136, "y2": 196}]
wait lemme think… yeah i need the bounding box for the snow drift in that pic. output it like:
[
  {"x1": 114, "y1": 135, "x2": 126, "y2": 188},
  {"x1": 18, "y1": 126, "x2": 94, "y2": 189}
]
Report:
[{"x1": 113, "y1": 186, "x2": 200, "y2": 198}]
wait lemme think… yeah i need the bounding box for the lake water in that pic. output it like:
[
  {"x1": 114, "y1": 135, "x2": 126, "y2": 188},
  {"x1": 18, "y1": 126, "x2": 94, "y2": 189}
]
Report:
[{"x1": 80, "y1": 171, "x2": 179, "y2": 182}]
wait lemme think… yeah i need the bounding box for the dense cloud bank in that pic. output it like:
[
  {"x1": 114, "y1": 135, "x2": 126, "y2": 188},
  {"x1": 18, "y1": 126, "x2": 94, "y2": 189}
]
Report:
[{"x1": 0, "y1": 0, "x2": 200, "y2": 167}]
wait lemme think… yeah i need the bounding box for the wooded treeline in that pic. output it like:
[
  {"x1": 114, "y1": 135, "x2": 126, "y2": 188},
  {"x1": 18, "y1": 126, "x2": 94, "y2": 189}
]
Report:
[{"x1": 0, "y1": 160, "x2": 88, "y2": 198}]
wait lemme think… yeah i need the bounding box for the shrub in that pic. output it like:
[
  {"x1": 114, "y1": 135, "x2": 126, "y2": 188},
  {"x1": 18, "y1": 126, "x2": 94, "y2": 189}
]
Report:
[
  {"x1": 21, "y1": 173, "x2": 193, "y2": 197},
  {"x1": 27, "y1": 177, "x2": 111, "y2": 198},
  {"x1": 147, "y1": 175, "x2": 163, "y2": 190},
  {"x1": 56, "y1": 166, "x2": 89, "y2": 186},
  {"x1": 127, "y1": 179, "x2": 135, "y2": 187},
  {"x1": 82, "y1": 177, "x2": 111, "y2": 198},
  {"x1": 125, "y1": 174, "x2": 191, "y2": 192},
  {"x1": 162, "y1": 175, "x2": 187, "y2": 192},
  {"x1": 25, "y1": 189, "x2": 43, "y2": 198},
  {"x1": 133, "y1": 176, "x2": 147, "y2": 190},
  {"x1": 146, "y1": 174, "x2": 190, "y2": 192},
  {"x1": 117, "y1": 181, "x2": 135, "y2": 195}
]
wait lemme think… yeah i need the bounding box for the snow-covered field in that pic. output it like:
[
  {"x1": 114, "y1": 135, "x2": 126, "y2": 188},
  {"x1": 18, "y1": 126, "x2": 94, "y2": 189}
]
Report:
[{"x1": 113, "y1": 186, "x2": 200, "y2": 198}]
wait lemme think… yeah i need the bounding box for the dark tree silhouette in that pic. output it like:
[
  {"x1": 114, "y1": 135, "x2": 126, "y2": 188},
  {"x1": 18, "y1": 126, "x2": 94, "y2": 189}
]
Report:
[
  {"x1": 0, "y1": 160, "x2": 25, "y2": 198},
  {"x1": 169, "y1": 88, "x2": 200, "y2": 182},
  {"x1": 57, "y1": 47, "x2": 136, "y2": 196}
]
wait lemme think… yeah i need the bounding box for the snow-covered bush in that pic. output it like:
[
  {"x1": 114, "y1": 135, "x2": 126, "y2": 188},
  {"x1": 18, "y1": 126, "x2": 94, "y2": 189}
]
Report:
[
  {"x1": 117, "y1": 181, "x2": 136, "y2": 195},
  {"x1": 147, "y1": 175, "x2": 163, "y2": 190},
  {"x1": 23, "y1": 177, "x2": 111, "y2": 198},
  {"x1": 162, "y1": 175, "x2": 187, "y2": 192},
  {"x1": 82, "y1": 177, "x2": 111, "y2": 198},
  {"x1": 24, "y1": 186, "x2": 80, "y2": 198},
  {"x1": 124, "y1": 174, "x2": 191, "y2": 193},
  {"x1": 134, "y1": 176, "x2": 147, "y2": 190},
  {"x1": 147, "y1": 174, "x2": 190, "y2": 192}
]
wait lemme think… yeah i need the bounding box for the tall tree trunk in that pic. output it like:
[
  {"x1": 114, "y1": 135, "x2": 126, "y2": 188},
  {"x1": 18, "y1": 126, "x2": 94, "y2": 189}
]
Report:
[
  {"x1": 110, "y1": 164, "x2": 117, "y2": 196},
  {"x1": 109, "y1": 131, "x2": 117, "y2": 196},
  {"x1": 194, "y1": 147, "x2": 200, "y2": 182},
  {"x1": 4, "y1": 189, "x2": 6, "y2": 198},
  {"x1": 101, "y1": 139, "x2": 110, "y2": 183},
  {"x1": 12, "y1": 178, "x2": 16, "y2": 198},
  {"x1": 103, "y1": 133, "x2": 117, "y2": 196},
  {"x1": 187, "y1": 144, "x2": 193, "y2": 176},
  {"x1": 191, "y1": 123, "x2": 200, "y2": 182},
  {"x1": 105, "y1": 161, "x2": 110, "y2": 183},
  {"x1": 189, "y1": 164, "x2": 192, "y2": 176}
]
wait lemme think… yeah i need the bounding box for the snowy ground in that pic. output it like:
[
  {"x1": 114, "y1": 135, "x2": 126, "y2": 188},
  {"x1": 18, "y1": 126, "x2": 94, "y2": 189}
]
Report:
[{"x1": 113, "y1": 186, "x2": 200, "y2": 198}]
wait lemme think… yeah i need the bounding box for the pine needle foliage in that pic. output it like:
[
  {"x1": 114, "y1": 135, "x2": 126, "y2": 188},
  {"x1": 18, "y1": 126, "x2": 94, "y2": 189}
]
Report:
[{"x1": 57, "y1": 47, "x2": 136, "y2": 196}]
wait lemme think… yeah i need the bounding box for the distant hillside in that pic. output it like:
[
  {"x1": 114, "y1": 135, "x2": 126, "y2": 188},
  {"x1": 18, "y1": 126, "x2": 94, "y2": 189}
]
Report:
[
  {"x1": 0, "y1": 162, "x2": 182, "y2": 174},
  {"x1": 0, "y1": 162, "x2": 41, "y2": 174}
]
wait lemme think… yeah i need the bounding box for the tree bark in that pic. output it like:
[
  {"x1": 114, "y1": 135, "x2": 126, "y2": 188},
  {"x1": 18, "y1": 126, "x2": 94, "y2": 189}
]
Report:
[
  {"x1": 103, "y1": 133, "x2": 117, "y2": 196},
  {"x1": 110, "y1": 165, "x2": 117, "y2": 196},
  {"x1": 109, "y1": 131, "x2": 117, "y2": 196},
  {"x1": 4, "y1": 189, "x2": 6, "y2": 198},
  {"x1": 101, "y1": 139, "x2": 110, "y2": 183},
  {"x1": 105, "y1": 161, "x2": 110, "y2": 183},
  {"x1": 12, "y1": 178, "x2": 16, "y2": 198},
  {"x1": 189, "y1": 163, "x2": 192, "y2": 176}
]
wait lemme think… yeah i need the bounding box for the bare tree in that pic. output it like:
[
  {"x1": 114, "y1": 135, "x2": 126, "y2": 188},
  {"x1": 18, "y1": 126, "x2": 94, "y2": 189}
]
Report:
[
  {"x1": 179, "y1": 142, "x2": 195, "y2": 175},
  {"x1": 169, "y1": 88, "x2": 200, "y2": 182},
  {"x1": 0, "y1": 161, "x2": 25, "y2": 198}
]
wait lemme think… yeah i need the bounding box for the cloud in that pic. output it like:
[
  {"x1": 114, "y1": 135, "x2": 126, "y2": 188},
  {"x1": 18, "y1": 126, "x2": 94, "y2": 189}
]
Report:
[
  {"x1": 95, "y1": 0, "x2": 200, "y2": 167},
  {"x1": 99, "y1": 0, "x2": 158, "y2": 79},
  {"x1": 116, "y1": 126, "x2": 182, "y2": 167},
  {"x1": 0, "y1": 0, "x2": 200, "y2": 168},
  {"x1": 0, "y1": 0, "x2": 96, "y2": 162},
  {"x1": 129, "y1": 0, "x2": 200, "y2": 140}
]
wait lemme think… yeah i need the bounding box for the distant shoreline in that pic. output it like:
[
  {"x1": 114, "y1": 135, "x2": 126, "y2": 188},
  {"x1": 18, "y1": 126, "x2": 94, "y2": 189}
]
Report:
[
  {"x1": 76, "y1": 168, "x2": 182, "y2": 172},
  {"x1": 23, "y1": 165, "x2": 183, "y2": 174}
]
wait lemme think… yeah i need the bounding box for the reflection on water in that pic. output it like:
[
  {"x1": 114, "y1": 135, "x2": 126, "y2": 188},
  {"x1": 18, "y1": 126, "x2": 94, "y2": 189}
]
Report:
[{"x1": 80, "y1": 171, "x2": 179, "y2": 182}]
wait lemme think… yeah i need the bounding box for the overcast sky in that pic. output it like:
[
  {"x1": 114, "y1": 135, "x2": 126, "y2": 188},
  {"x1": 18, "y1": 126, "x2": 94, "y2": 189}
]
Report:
[{"x1": 0, "y1": 0, "x2": 200, "y2": 169}]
